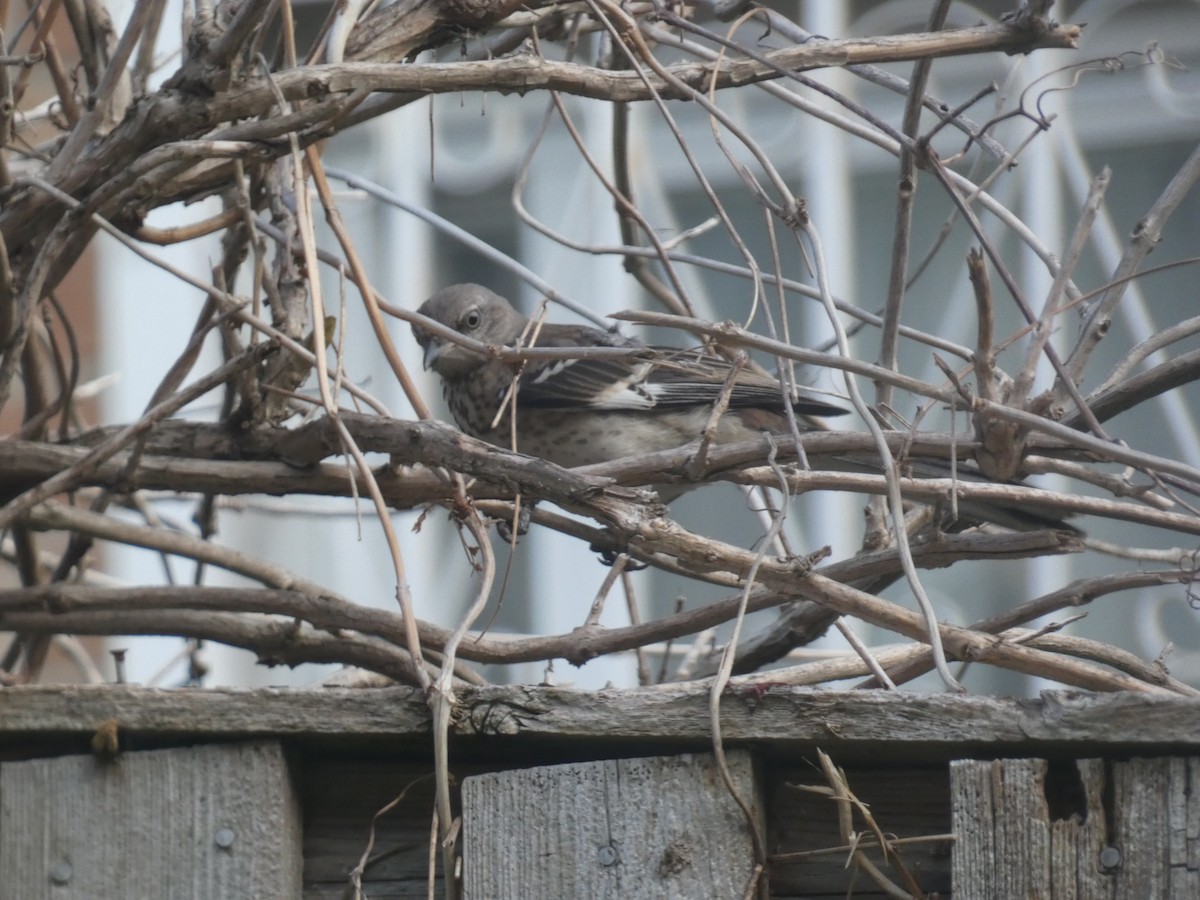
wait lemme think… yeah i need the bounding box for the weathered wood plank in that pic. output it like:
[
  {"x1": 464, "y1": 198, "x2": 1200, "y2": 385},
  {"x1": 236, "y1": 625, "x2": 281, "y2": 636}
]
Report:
[
  {"x1": 950, "y1": 759, "x2": 996, "y2": 896},
  {"x1": 461, "y1": 751, "x2": 763, "y2": 899},
  {"x1": 448, "y1": 688, "x2": 1200, "y2": 752},
  {"x1": 1109, "y1": 757, "x2": 1200, "y2": 898},
  {"x1": 0, "y1": 740, "x2": 301, "y2": 900},
  {"x1": 1112, "y1": 757, "x2": 1166, "y2": 898},
  {"x1": 1049, "y1": 758, "x2": 1108, "y2": 899},
  {"x1": 952, "y1": 756, "x2": 1200, "y2": 898},
  {"x1": 0, "y1": 685, "x2": 432, "y2": 751},
  {"x1": 1002, "y1": 760, "x2": 1052, "y2": 897},
  {"x1": 951, "y1": 759, "x2": 1051, "y2": 899},
  {"x1": 2, "y1": 685, "x2": 1200, "y2": 757}
]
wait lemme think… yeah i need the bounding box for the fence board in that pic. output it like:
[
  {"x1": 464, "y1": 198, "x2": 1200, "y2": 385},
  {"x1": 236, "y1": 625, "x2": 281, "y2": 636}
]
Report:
[
  {"x1": 461, "y1": 751, "x2": 762, "y2": 899},
  {"x1": 2, "y1": 686, "x2": 1199, "y2": 758},
  {"x1": 951, "y1": 759, "x2": 1051, "y2": 899},
  {"x1": 952, "y1": 756, "x2": 1200, "y2": 898},
  {"x1": 0, "y1": 740, "x2": 301, "y2": 900}
]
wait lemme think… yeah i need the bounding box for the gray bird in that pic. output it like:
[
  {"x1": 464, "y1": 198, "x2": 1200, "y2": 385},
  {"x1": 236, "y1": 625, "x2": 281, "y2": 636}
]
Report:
[
  {"x1": 412, "y1": 283, "x2": 846, "y2": 471},
  {"x1": 413, "y1": 283, "x2": 1077, "y2": 532}
]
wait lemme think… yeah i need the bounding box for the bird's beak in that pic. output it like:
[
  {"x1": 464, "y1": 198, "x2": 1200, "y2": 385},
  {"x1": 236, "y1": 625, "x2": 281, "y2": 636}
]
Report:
[{"x1": 422, "y1": 339, "x2": 443, "y2": 371}]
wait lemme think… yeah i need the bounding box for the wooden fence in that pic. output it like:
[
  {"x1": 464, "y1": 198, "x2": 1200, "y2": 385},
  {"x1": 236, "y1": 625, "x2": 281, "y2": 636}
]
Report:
[{"x1": 0, "y1": 685, "x2": 1196, "y2": 898}]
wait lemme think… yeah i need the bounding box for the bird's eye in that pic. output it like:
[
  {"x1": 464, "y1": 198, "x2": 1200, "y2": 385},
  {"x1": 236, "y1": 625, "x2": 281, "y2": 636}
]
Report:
[{"x1": 462, "y1": 309, "x2": 482, "y2": 331}]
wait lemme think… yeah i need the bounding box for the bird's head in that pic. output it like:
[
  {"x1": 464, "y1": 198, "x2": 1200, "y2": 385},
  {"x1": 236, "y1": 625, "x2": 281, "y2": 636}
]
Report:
[{"x1": 412, "y1": 284, "x2": 528, "y2": 379}]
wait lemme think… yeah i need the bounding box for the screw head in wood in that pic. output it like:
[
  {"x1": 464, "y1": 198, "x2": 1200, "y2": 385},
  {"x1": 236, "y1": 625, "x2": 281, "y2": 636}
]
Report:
[{"x1": 49, "y1": 861, "x2": 72, "y2": 885}]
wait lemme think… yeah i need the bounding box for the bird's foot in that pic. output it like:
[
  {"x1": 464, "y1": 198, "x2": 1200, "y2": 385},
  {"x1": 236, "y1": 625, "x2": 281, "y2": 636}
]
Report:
[
  {"x1": 495, "y1": 502, "x2": 534, "y2": 543},
  {"x1": 589, "y1": 545, "x2": 648, "y2": 570}
]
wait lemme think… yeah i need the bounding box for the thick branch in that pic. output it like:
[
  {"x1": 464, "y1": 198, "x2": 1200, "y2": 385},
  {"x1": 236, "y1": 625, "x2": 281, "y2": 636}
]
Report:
[{"x1": 237, "y1": 20, "x2": 1082, "y2": 110}]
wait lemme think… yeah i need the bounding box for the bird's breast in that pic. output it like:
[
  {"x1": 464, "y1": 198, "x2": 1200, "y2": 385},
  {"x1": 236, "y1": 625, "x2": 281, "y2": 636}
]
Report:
[{"x1": 490, "y1": 408, "x2": 786, "y2": 468}]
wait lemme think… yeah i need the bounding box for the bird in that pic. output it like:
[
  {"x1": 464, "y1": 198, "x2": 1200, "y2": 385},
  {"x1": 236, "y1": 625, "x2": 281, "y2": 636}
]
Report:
[
  {"x1": 412, "y1": 284, "x2": 1078, "y2": 533},
  {"x1": 412, "y1": 283, "x2": 847, "y2": 474}
]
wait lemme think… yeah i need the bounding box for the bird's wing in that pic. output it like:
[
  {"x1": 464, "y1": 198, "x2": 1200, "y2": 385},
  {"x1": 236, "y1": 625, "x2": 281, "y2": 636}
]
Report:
[
  {"x1": 518, "y1": 345, "x2": 847, "y2": 417},
  {"x1": 519, "y1": 356, "x2": 659, "y2": 409},
  {"x1": 640, "y1": 351, "x2": 848, "y2": 417}
]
